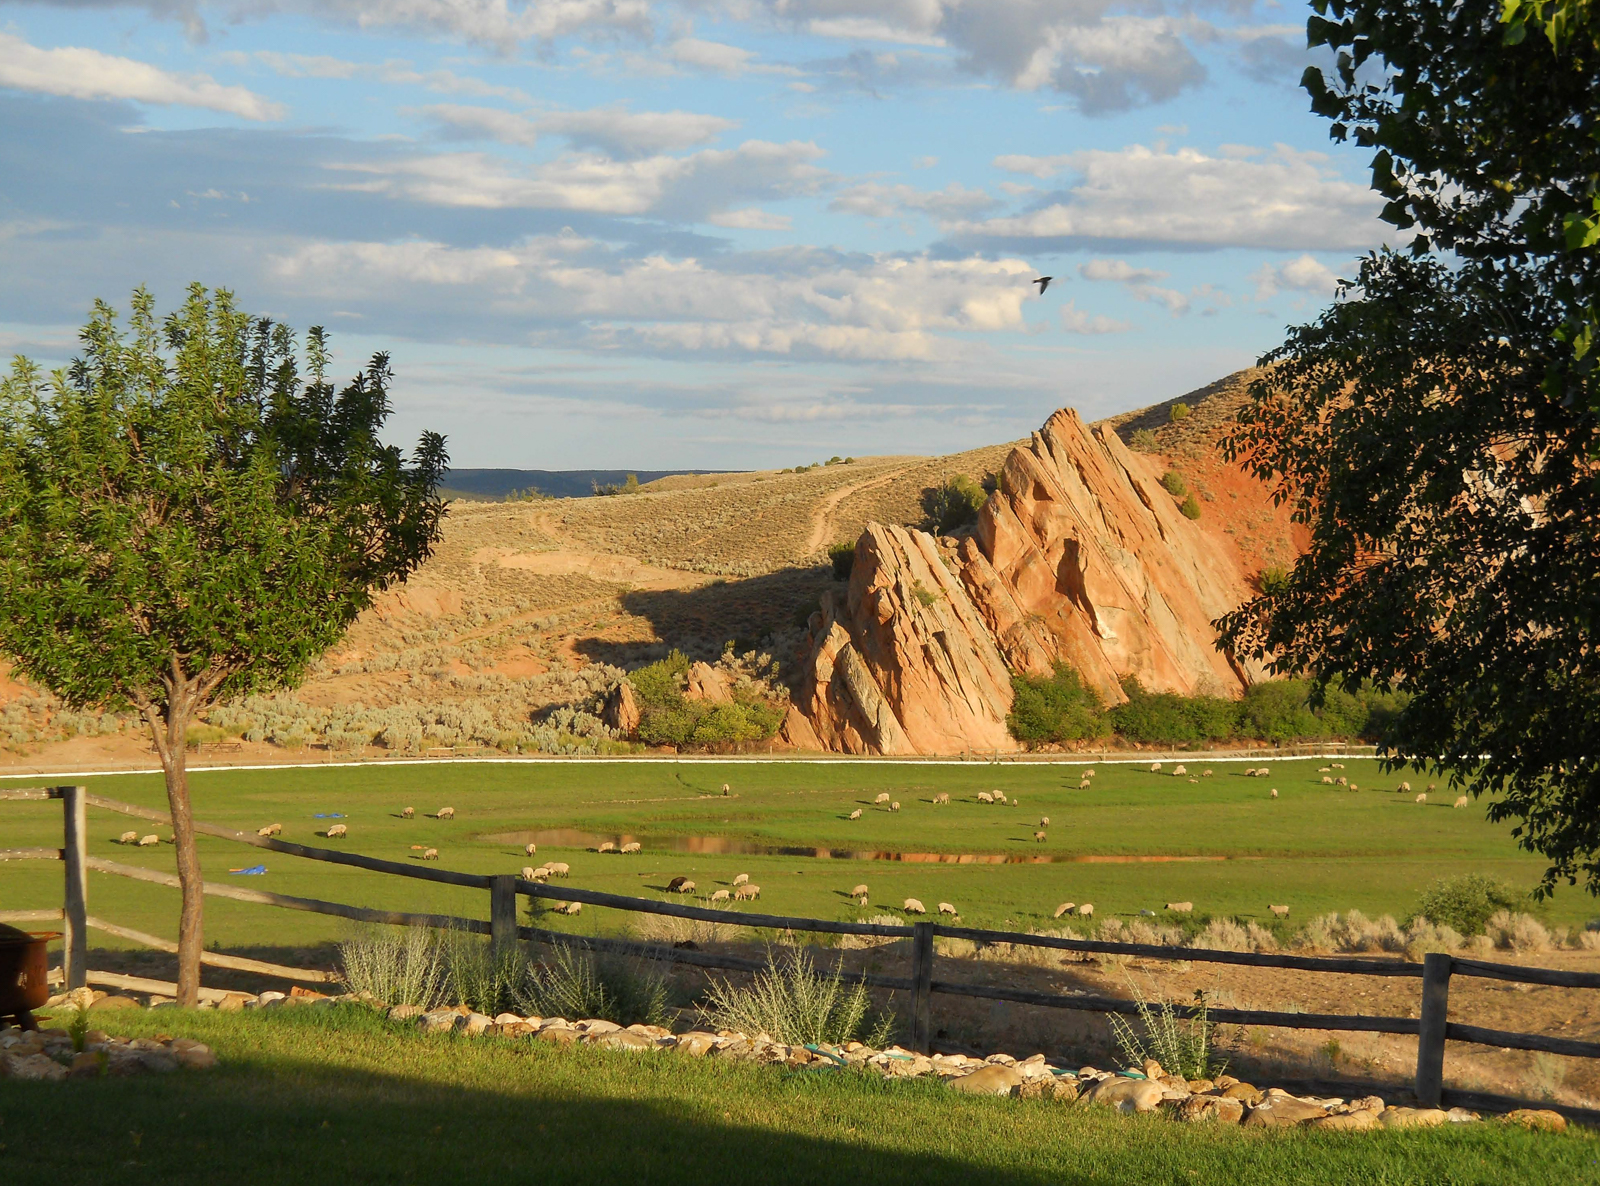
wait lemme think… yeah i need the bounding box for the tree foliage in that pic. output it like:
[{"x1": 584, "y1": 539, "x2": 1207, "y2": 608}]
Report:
[
  {"x1": 921, "y1": 474, "x2": 987, "y2": 533},
  {"x1": 1220, "y1": 0, "x2": 1600, "y2": 894},
  {"x1": 0, "y1": 285, "x2": 447, "y2": 998}
]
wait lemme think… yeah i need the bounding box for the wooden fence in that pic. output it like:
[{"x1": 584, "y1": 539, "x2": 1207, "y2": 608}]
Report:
[{"x1": 5, "y1": 784, "x2": 1599, "y2": 1123}]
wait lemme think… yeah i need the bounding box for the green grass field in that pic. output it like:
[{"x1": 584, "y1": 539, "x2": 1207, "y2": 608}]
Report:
[
  {"x1": 1, "y1": 756, "x2": 1588, "y2": 953},
  {"x1": 2, "y1": 1005, "x2": 1589, "y2": 1186}
]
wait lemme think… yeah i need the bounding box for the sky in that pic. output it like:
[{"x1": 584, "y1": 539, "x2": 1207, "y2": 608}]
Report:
[{"x1": 0, "y1": 0, "x2": 1396, "y2": 469}]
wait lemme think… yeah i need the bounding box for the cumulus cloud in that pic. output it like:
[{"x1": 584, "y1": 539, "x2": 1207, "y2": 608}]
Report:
[
  {"x1": 969, "y1": 143, "x2": 1384, "y2": 251},
  {"x1": 829, "y1": 181, "x2": 997, "y2": 222},
  {"x1": 0, "y1": 32, "x2": 284, "y2": 120},
  {"x1": 1250, "y1": 254, "x2": 1342, "y2": 299},
  {"x1": 1059, "y1": 300, "x2": 1131, "y2": 334},
  {"x1": 1078, "y1": 257, "x2": 1187, "y2": 313},
  {"x1": 708, "y1": 208, "x2": 793, "y2": 230},
  {"x1": 235, "y1": 50, "x2": 529, "y2": 100},
  {"x1": 421, "y1": 103, "x2": 737, "y2": 156},
  {"x1": 665, "y1": 37, "x2": 800, "y2": 76}
]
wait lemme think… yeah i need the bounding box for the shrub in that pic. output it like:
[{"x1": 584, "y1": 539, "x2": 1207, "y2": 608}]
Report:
[
  {"x1": 1235, "y1": 680, "x2": 1325, "y2": 743},
  {"x1": 338, "y1": 925, "x2": 448, "y2": 1008},
  {"x1": 1179, "y1": 494, "x2": 1202, "y2": 520},
  {"x1": 1169, "y1": 402, "x2": 1191, "y2": 421},
  {"x1": 442, "y1": 930, "x2": 526, "y2": 1015},
  {"x1": 629, "y1": 648, "x2": 783, "y2": 749},
  {"x1": 1108, "y1": 678, "x2": 1235, "y2": 745},
  {"x1": 921, "y1": 475, "x2": 987, "y2": 533},
  {"x1": 1259, "y1": 565, "x2": 1291, "y2": 595},
  {"x1": 516, "y1": 942, "x2": 672, "y2": 1026},
  {"x1": 629, "y1": 650, "x2": 691, "y2": 707},
  {"x1": 699, "y1": 947, "x2": 895, "y2": 1047},
  {"x1": 1161, "y1": 470, "x2": 1188, "y2": 498},
  {"x1": 1410, "y1": 875, "x2": 1525, "y2": 936},
  {"x1": 593, "y1": 474, "x2": 640, "y2": 496},
  {"x1": 912, "y1": 582, "x2": 939, "y2": 608},
  {"x1": 1130, "y1": 428, "x2": 1159, "y2": 452},
  {"x1": 1007, "y1": 664, "x2": 1109, "y2": 745},
  {"x1": 1108, "y1": 980, "x2": 1223, "y2": 1079},
  {"x1": 828, "y1": 541, "x2": 855, "y2": 581}
]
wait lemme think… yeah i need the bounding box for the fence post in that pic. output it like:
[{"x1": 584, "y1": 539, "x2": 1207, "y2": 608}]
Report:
[
  {"x1": 1415, "y1": 951, "x2": 1452, "y2": 1107},
  {"x1": 60, "y1": 786, "x2": 87, "y2": 991},
  {"x1": 910, "y1": 921, "x2": 934, "y2": 1054},
  {"x1": 490, "y1": 876, "x2": 517, "y2": 960}
]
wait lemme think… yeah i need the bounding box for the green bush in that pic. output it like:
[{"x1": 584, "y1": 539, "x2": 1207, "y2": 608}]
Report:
[
  {"x1": 922, "y1": 474, "x2": 987, "y2": 533},
  {"x1": 628, "y1": 650, "x2": 691, "y2": 707},
  {"x1": 699, "y1": 947, "x2": 895, "y2": 1047},
  {"x1": 1108, "y1": 679, "x2": 1236, "y2": 745},
  {"x1": 1235, "y1": 680, "x2": 1325, "y2": 743},
  {"x1": 1179, "y1": 494, "x2": 1202, "y2": 520},
  {"x1": 1161, "y1": 471, "x2": 1188, "y2": 498},
  {"x1": 338, "y1": 925, "x2": 447, "y2": 1008},
  {"x1": 629, "y1": 650, "x2": 782, "y2": 749},
  {"x1": 828, "y1": 541, "x2": 855, "y2": 581},
  {"x1": 1130, "y1": 428, "x2": 1159, "y2": 452},
  {"x1": 1169, "y1": 402, "x2": 1191, "y2": 422},
  {"x1": 1259, "y1": 565, "x2": 1291, "y2": 595},
  {"x1": 516, "y1": 943, "x2": 671, "y2": 1027},
  {"x1": 1007, "y1": 664, "x2": 1110, "y2": 745},
  {"x1": 1410, "y1": 875, "x2": 1525, "y2": 936},
  {"x1": 593, "y1": 474, "x2": 640, "y2": 496},
  {"x1": 443, "y1": 931, "x2": 526, "y2": 1015}
]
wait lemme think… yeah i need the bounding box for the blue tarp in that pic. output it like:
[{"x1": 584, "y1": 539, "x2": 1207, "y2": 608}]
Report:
[{"x1": 228, "y1": 865, "x2": 268, "y2": 875}]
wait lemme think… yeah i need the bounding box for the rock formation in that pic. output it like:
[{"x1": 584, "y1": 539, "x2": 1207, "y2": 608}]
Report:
[{"x1": 787, "y1": 405, "x2": 1273, "y2": 754}]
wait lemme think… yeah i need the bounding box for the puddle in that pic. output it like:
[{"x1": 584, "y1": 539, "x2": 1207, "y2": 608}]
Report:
[{"x1": 478, "y1": 830, "x2": 1243, "y2": 864}]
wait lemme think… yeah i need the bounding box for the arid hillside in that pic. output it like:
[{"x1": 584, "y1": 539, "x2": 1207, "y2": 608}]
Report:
[{"x1": 0, "y1": 372, "x2": 1298, "y2": 767}]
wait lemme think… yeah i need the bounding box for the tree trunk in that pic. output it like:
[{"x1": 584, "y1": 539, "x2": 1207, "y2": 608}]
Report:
[{"x1": 148, "y1": 698, "x2": 203, "y2": 1006}]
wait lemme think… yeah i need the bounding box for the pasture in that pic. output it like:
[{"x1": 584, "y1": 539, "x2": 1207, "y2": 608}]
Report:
[{"x1": 1, "y1": 756, "x2": 1584, "y2": 950}]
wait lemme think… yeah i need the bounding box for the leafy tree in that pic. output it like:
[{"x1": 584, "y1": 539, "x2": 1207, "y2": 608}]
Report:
[
  {"x1": 0, "y1": 286, "x2": 447, "y2": 1002},
  {"x1": 921, "y1": 474, "x2": 987, "y2": 533},
  {"x1": 1220, "y1": 0, "x2": 1600, "y2": 893},
  {"x1": 828, "y1": 541, "x2": 856, "y2": 581},
  {"x1": 1007, "y1": 664, "x2": 1109, "y2": 746}
]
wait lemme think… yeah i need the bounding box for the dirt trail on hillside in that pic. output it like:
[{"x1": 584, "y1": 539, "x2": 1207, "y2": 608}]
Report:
[{"x1": 804, "y1": 464, "x2": 921, "y2": 556}]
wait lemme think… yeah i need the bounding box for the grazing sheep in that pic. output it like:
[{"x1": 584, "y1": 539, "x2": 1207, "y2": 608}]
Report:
[
  {"x1": 1078, "y1": 780, "x2": 1091, "y2": 790},
  {"x1": 597, "y1": 841, "x2": 616, "y2": 854},
  {"x1": 1322, "y1": 776, "x2": 1334, "y2": 784},
  {"x1": 1034, "y1": 830, "x2": 1047, "y2": 843},
  {"x1": 621, "y1": 842, "x2": 641, "y2": 854},
  {"x1": 1188, "y1": 778, "x2": 1199, "y2": 784},
  {"x1": 709, "y1": 889, "x2": 731, "y2": 903},
  {"x1": 1427, "y1": 783, "x2": 1437, "y2": 792},
  {"x1": 667, "y1": 876, "x2": 693, "y2": 893},
  {"x1": 849, "y1": 808, "x2": 863, "y2": 820},
  {"x1": 521, "y1": 866, "x2": 538, "y2": 880},
  {"x1": 903, "y1": 898, "x2": 926, "y2": 914},
  {"x1": 528, "y1": 866, "x2": 551, "y2": 881},
  {"x1": 1454, "y1": 795, "x2": 1469, "y2": 809},
  {"x1": 850, "y1": 884, "x2": 869, "y2": 898},
  {"x1": 1172, "y1": 765, "x2": 1187, "y2": 776},
  {"x1": 1332, "y1": 763, "x2": 1345, "y2": 769},
  {"x1": 938, "y1": 902, "x2": 958, "y2": 916},
  {"x1": 890, "y1": 801, "x2": 900, "y2": 812},
  {"x1": 1084, "y1": 769, "x2": 1096, "y2": 778},
  {"x1": 933, "y1": 793, "x2": 950, "y2": 805},
  {"x1": 1202, "y1": 770, "x2": 1213, "y2": 778},
  {"x1": 1349, "y1": 783, "x2": 1359, "y2": 792},
  {"x1": 525, "y1": 842, "x2": 538, "y2": 857},
  {"x1": 118, "y1": 830, "x2": 138, "y2": 845},
  {"x1": 1053, "y1": 902, "x2": 1076, "y2": 919},
  {"x1": 437, "y1": 807, "x2": 455, "y2": 820},
  {"x1": 1269, "y1": 789, "x2": 1278, "y2": 799},
  {"x1": 875, "y1": 793, "x2": 891, "y2": 804},
  {"x1": 1166, "y1": 902, "x2": 1194, "y2": 913},
  {"x1": 1149, "y1": 762, "x2": 1162, "y2": 772},
  {"x1": 257, "y1": 823, "x2": 282, "y2": 837},
  {"x1": 734, "y1": 884, "x2": 761, "y2": 901},
  {"x1": 676, "y1": 880, "x2": 697, "y2": 894},
  {"x1": 1318, "y1": 767, "x2": 1331, "y2": 773},
  {"x1": 721, "y1": 783, "x2": 731, "y2": 796},
  {"x1": 1270, "y1": 904, "x2": 1290, "y2": 917},
  {"x1": 733, "y1": 873, "x2": 750, "y2": 886},
  {"x1": 1416, "y1": 792, "x2": 1428, "y2": 803},
  {"x1": 994, "y1": 791, "x2": 1008, "y2": 804},
  {"x1": 856, "y1": 894, "x2": 868, "y2": 907},
  {"x1": 1399, "y1": 781, "x2": 1412, "y2": 792},
  {"x1": 1039, "y1": 816, "x2": 1050, "y2": 827},
  {"x1": 547, "y1": 862, "x2": 570, "y2": 878},
  {"x1": 1077, "y1": 904, "x2": 1094, "y2": 917},
  {"x1": 326, "y1": 823, "x2": 348, "y2": 839},
  {"x1": 422, "y1": 848, "x2": 439, "y2": 861},
  {"x1": 555, "y1": 901, "x2": 582, "y2": 916},
  {"x1": 977, "y1": 792, "x2": 994, "y2": 804},
  {"x1": 1336, "y1": 777, "x2": 1348, "y2": 787},
  {"x1": 401, "y1": 807, "x2": 415, "y2": 819}
]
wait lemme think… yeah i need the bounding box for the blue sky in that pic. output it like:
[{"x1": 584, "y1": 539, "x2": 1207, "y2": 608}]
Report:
[{"x1": 0, "y1": 0, "x2": 1393, "y2": 468}]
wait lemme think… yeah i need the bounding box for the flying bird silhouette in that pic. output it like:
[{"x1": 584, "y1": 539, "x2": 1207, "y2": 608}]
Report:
[{"x1": 1034, "y1": 276, "x2": 1053, "y2": 294}]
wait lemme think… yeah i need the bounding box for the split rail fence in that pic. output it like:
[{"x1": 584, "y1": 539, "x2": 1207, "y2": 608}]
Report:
[{"x1": 4, "y1": 784, "x2": 1599, "y2": 1123}]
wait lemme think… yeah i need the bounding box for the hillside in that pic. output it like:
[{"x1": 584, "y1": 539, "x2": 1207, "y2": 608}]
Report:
[{"x1": 0, "y1": 373, "x2": 1297, "y2": 767}]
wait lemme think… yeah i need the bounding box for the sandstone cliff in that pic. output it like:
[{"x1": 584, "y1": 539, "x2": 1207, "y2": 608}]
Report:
[{"x1": 786, "y1": 404, "x2": 1274, "y2": 754}]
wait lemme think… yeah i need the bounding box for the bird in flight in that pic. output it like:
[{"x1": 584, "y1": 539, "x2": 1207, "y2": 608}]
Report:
[{"x1": 1034, "y1": 276, "x2": 1053, "y2": 294}]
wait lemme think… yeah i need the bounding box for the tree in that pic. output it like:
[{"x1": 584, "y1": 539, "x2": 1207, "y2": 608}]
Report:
[
  {"x1": 0, "y1": 286, "x2": 447, "y2": 1001},
  {"x1": 1218, "y1": 0, "x2": 1600, "y2": 894}
]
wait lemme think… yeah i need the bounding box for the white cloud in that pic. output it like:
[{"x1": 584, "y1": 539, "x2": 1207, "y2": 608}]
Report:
[
  {"x1": 259, "y1": 0, "x2": 652, "y2": 52},
  {"x1": 1059, "y1": 300, "x2": 1131, "y2": 334},
  {"x1": 1250, "y1": 254, "x2": 1342, "y2": 299},
  {"x1": 0, "y1": 32, "x2": 284, "y2": 120},
  {"x1": 237, "y1": 50, "x2": 529, "y2": 100},
  {"x1": 420, "y1": 104, "x2": 539, "y2": 146},
  {"x1": 971, "y1": 143, "x2": 1384, "y2": 251},
  {"x1": 1079, "y1": 258, "x2": 1163, "y2": 285},
  {"x1": 420, "y1": 104, "x2": 736, "y2": 156},
  {"x1": 708, "y1": 208, "x2": 793, "y2": 230},
  {"x1": 830, "y1": 181, "x2": 996, "y2": 222},
  {"x1": 664, "y1": 37, "x2": 799, "y2": 76}
]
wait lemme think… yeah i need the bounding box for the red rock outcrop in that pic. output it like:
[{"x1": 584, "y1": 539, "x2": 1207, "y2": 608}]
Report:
[{"x1": 786, "y1": 404, "x2": 1273, "y2": 754}]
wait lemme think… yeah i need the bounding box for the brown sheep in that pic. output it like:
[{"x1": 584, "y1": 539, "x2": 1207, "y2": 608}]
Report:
[
  {"x1": 257, "y1": 823, "x2": 283, "y2": 837},
  {"x1": 667, "y1": 876, "x2": 695, "y2": 894}
]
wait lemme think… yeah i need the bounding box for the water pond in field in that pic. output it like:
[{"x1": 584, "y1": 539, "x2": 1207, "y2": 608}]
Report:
[{"x1": 478, "y1": 829, "x2": 1245, "y2": 865}]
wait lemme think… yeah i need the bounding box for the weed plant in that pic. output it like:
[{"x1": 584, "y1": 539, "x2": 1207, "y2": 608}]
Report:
[
  {"x1": 338, "y1": 925, "x2": 448, "y2": 1008},
  {"x1": 1108, "y1": 980, "x2": 1223, "y2": 1080},
  {"x1": 515, "y1": 942, "x2": 672, "y2": 1026},
  {"x1": 699, "y1": 947, "x2": 896, "y2": 1047}
]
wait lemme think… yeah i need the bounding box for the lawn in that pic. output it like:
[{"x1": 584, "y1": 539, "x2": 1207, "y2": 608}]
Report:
[
  {"x1": 0, "y1": 756, "x2": 1587, "y2": 956},
  {"x1": 1, "y1": 1005, "x2": 1589, "y2": 1186}
]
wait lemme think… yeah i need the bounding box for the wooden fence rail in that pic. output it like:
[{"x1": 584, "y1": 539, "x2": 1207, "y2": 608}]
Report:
[{"x1": 6, "y1": 786, "x2": 1600, "y2": 1122}]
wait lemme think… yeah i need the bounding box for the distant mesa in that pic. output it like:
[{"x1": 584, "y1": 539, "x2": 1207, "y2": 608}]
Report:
[{"x1": 439, "y1": 468, "x2": 737, "y2": 501}]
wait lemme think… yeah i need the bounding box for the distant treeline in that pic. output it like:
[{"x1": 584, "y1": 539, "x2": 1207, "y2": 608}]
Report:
[
  {"x1": 1009, "y1": 667, "x2": 1407, "y2": 749},
  {"x1": 439, "y1": 469, "x2": 735, "y2": 501}
]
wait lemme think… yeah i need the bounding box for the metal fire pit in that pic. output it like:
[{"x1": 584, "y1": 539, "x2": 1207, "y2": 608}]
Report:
[{"x1": 0, "y1": 923, "x2": 54, "y2": 1030}]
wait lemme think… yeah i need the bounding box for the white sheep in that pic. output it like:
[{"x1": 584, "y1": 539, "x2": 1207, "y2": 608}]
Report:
[
  {"x1": 1269, "y1": 789, "x2": 1278, "y2": 799},
  {"x1": 528, "y1": 866, "x2": 551, "y2": 881},
  {"x1": 525, "y1": 842, "x2": 538, "y2": 857},
  {"x1": 1416, "y1": 792, "x2": 1428, "y2": 803},
  {"x1": 1336, "y1": 777, "x2": 1348, "y2": 786},
  {"x1": 1172, "y1": 765, "x2": 1187, "y2": 776},
  {"x1": 1077, "y1": 903, "x2": 1094, "y2": 917},
  {"x1": 597, "y1": 841, "x2": 616, "y2": 854},
  {"x1": 1165, "y1": 901, "x2": 1193, "y2": 913},
  {"x1": 933, "y1": 792, "x2": 950, "y2": 805},
  {"x1": 875, "y1": 793, "x2": 891, "y2": 804},
  {"x1": 1454, "y1": 795, "x2": 1469, "y2": 809},
  {"x1": 1332, "y1": 763, "x2": 1345, "y2": 769},
  {"x1": 401, "y1": 807, "x2": 415, "y2": 819},
  {"x1": 118, "y1": 830, "x2": 138, "y2": 844},
  {"x1": 1078, "y1": 780, "x2": 1091, "y2": 790},
  {"x1": 1202, "y1": 770, "x2": 1213, "y2": 778},
  {"x1": 547, "y1": 862, "x2": 570, "y2": 878},
  {"x1": 437, "y1": 807, "x2": 455, "y2": 820},
  {"x1": 257, "y1": 823, "x2": 282, "y2": 837},
  {"x1": 1349, "y1": 783, "x2": 1359, "y2": 792},
  {"x1": 850, "y1": 884, "x2": 869, "y2": 898},
  {"x1": 521, "y1": 866, "x2": 538, "y2": 880},
  {"x1": 976, "y1": 792, "x2": 994, "y2": 804},
  {"x1": 733, "y1": 873, "x2": 750, "y2": 886},
  {"x1": 1256, "y1": 767, "x2": 1270, "y2": 777},
  {"x1": 734, "y1": 884, "x2": 760, "y2": 901},
  {"x1": 721, "y1": 783, "x2": 731, "y2": 796},
  {"x1": 326, "y1": 823, "x2": 348, "y2": 839},
  {"x1": 1149, "y1": 762, "x2": 1162, "y2": 772},
  {"x1": 1270, "y1": 904, "x2": 1290, "y2": 917},
  {"x1": 668, "y1": 876, "x2": 694, "y2": 894},
  {"x1": 1039, "y1": 816, "x2": 1050, "y2": 827},
  {"x1": 849, "y1": 808, "x2": 863, "y2": 820},
  {"x1": 422, "y1": 847, "x2": 439, "y2": 861},
  {"x1": 890, "y1": 801, "x2": 900, "y2": 812},
  {"x1": 994, "y1": 790, "x2": 1008, "y2": 804},
  {"x1": 1322, "y1": 776, "x2": 1334, "y2": 784},
  {"x1": 938, "y1": 902, "x2": 958, "y2": 916},
  {"x1": 1034, "y1": 830, "x2": 1047, "y2": 843},
  {"x1": 621, "y1": 842, "x2": 641, "y2": 854},
  {"x1": 1318, "y1": 767, "x2": 1332, "y2": 773},
  {"x1": 1400, "y1": 781, "x2": 1412, "y2": 792},
  {"x1": 555, "y1": 901, "x2": 582, "y2": 915},
  {"x1": 709, "y1": 889, "x2": 731, "y2": 903},
  {"x1": 1053, "y1": 902, "x2": 1076, "y2": 919},
  {"x1": 903, "y1": 898, "x2": 926, "y2": 914},
  {"x1": 1084, "y1": 769, "x2": 1097, "y2": 778}
]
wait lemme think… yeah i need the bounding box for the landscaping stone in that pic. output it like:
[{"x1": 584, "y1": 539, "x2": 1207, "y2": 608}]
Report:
[
  {"x1": 95, "y1": 995, "x2": 140, "y2": 1011},
  {"x1": 534, "y1": 1027, "x2": 579, "y2": 1047},
  {"x1": 1378, "y1": 1107, "x2": 1449, "y2": 1129},
  {"x1": 417, "y1": 1010, "x2": 464, "y2": 1034},
  {"x1": 674, "y1": 1033, "x2": 719, "y2": 1057},
  {"x1": 1502, "y1": 1109, "x2": 1566, "y2": 1133},
  {"x1": 947, "y1": 1064, "x2": 1024, "y2": 1096},
  {"x1": 389, "y1": 1004, "x2": 423, "y2": 1021},
  {"x1": 68, "y1": 1050, "x2": 106, "y2": 1079},
  {"x1": 1307, "y1": 1110, "x2": 1380, "y2": 1132},
  {"x1": 461, "y1": 1012, "x2": 493, "y2": 1036},
  {"x1": 1220, "y1": 1082, "x2": 1263, "y2": 1105},
  {"x1": 2, "y1": 1052, "x2": 68, "y2": 1081},
  {"x1": 584, "y1": 1030, "x2": 654, "y2": 1051},
  {"x1": 1081, "y1": 1077, "x2": 1165, "y2": 1113},
  {"x1": 137, "y1": 1049, "x2": 180, "y2": 1074},
  {"x1": 1168, "y1": 1095, "x2": 1244, "y2": 1124},
  {"x1": 1446, "y1": 1107, "x2": 1479, "y2": 1123},
  {"x1": 1242, "y1": 1097, "x2": 1329, "y2": 1127}
]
